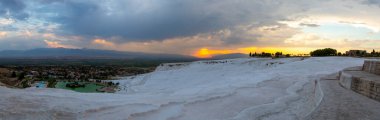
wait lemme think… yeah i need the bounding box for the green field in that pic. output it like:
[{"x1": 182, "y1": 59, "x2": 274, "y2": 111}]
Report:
[{"x1": 55, "y1": 82, "x2": 104, "y2": 93}]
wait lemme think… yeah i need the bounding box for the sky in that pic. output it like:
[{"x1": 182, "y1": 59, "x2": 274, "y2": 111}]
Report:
[{"x1": 1, "y1": 0, "x2": 380, "y2": 58}]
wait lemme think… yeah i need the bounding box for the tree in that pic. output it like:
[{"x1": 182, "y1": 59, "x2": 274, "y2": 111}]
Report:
[
  {"x1": 310, "y1": 48, "x2": 337, "y2": 56},
  {"x1": 21, "y1": 81, "x2": 30, "y2": 88},
  {"x1": 260, "y1": 52, "x2": 272, "y2": 57},
  {"x1": 11, "y1": 71, "x2": 16, "y2": 78},
  {"x1": 108, "y1": 81, "x2": 114, "y2": 86},
  {"x1": 372, "y1": 49, "x2": 376, "y2": 55},
  {"x1": 275, "y1": 52, "x2": 283, "y2": 58},
  {"x1": 47, "y1": 78, "x2": 57, "y2": 88},
  {"x1": 337, "y1": 52, "x2": 342, "y2": 56},
  {"x1": 356, "y1": 50, "x2": 361, "y2": 56},
  {"x1": 18, "y1": 72, "x2": 25, "y2": 80}
]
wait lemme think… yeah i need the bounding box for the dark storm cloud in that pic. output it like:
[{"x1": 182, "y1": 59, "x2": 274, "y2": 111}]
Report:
[
  {"x1": 363, "y1": 0, "x2": 380, "y2": 5},
  {"x1": 0, "y1": 0, "x2": 28, "y2": 20},
  {"x1": 2, "y1": 0, "x2": 378, "y2": 53},
  {"x1": 36, "y1": 0, "x2": 283, "y2": 41},
  {"x1": 0, "y1": 25, "x2": 18, "y2": 31},
  {"x1": 299, "y1": 23, "x2": 320, "y2": 27}
]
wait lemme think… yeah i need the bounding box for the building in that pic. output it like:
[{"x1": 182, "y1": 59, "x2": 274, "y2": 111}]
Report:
[{"x1": 346, "y1": 50, "x2": 367, "y2": 57}]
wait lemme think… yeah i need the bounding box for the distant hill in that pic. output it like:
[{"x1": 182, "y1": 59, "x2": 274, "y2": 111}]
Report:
[
  {"x1": 211, "y1": 53, "x2": 249, "y2": 59},
  {"x1": 0, "y1": 48, "x2": 197, "y2": 60}
]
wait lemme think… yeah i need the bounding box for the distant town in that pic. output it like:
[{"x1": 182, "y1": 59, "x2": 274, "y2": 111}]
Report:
[{"x1": 0, "y1": 65, "x2": 155, "y2": 93}]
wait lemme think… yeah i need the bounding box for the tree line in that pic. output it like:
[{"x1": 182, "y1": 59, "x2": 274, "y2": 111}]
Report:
[
  {"x1": 249, "y1": 52, "x2": 291, "y2": 58},
  {"x1": 310, "y1": 48, "x2": 380, "y2": 57},
  {"x1": 248, "y1": 48, "x2": 380, "y2": 57}
]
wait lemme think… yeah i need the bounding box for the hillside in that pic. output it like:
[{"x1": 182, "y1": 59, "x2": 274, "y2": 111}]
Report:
[{"x1": 0, "y1": 57, "x2": 365, "y2": 119}]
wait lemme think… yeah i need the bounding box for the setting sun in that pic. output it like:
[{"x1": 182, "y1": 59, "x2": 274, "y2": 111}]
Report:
[{"x1": 193, "y1": 48, "x2": 233, "y2": 58}]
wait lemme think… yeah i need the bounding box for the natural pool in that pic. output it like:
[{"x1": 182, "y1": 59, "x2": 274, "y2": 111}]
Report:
[{"x1": 55, "y1": 82, "x2": 104, "y2": 93}]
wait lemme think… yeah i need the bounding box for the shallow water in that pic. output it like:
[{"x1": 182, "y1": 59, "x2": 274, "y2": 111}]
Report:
[{"x1": 55, "y1": 82, "x2": 104, "y2": 93}]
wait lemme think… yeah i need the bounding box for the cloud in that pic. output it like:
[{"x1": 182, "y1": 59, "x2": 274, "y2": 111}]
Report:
[
  {"x1": 339, "y1": 21, "x2": 380, "y2": 32},
  {"x1": 0, "y1": 29, "x2": 83, "y2": 50},
  {"x1": 0, "y1": 18, "x2": 15, "y2": 25},
  {"x1": 0, "y1": 0, "x2": 380, "y2": 55},
  {"x1": 362, "y1": 0, "x2": 380, "y2": 6},
  {"x1": 84, "y1": 24, "x2": 300, "y2": 56},
  {"x1": 44, "y1": 40, "x2": 77, "y2": 48},
  {"x1": 0, "y1": 0, "x2": 321, "y2": 50},
  {"x1": 299, "y1": 23, "x2": 320, "y2": 27},
  {"x1": 91, "y1": 39, "x2": 115, "y2": 47},
  {"x1": 34, "y1": 0, "x2": 286, "y2": 41},
  {"x1": 0, "y1": 31, "x2": 7, "y2": 37},
  {"x1": 0, "y1": 0, "x2": 28, "y2": 20}
]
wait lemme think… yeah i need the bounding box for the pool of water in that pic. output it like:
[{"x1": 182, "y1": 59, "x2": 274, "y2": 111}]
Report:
[
  {"x1": 55, "y1": 82, "x2": 104, "y2": 93},
  {"x1": 35, "y1": 81, "x2": 46, "y2": 88}
]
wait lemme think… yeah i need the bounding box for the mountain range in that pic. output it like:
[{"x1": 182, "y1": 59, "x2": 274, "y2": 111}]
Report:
[
  {"x1": 0, "y1": 48, "x2": 249, "y2": 61},
  {"x1": 0, "y1": 48, "x2": 197, "y2": 60}
]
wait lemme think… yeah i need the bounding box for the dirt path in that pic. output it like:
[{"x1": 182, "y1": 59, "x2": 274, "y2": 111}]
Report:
[{"x1": 307, "y1": 74, "x2": 380, "y2": 120}]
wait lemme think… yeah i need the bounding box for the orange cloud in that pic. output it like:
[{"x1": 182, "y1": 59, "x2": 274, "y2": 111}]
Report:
[
  {"x1": 193, "y1": 48, "x2": 233, "y2": 58},
  {"x1": 42, "y1": 33, "x2": 56, "y2": 38},
  {"x1": 44, "y1": 40, "x2": 76, "y2": 48},
  {"x1": 0, "y1": 31, "x2": 7, "y2": 38},
  {"x1": 92, "y1": 39, "x2": 115, "y2": 46}
]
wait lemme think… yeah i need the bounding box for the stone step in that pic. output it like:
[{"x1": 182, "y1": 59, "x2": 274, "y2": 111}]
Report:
[
  {"x1": 363, "y1": 60, "x2": 380, "y2": 75},
  {"x1": 339, "y1": 68, "x2": 380, "y2": 102}
]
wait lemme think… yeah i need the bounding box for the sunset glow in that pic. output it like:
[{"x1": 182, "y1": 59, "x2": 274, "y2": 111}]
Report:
[
  {"x1": 44, "y1": 40, "x2": 77, "y2": 49},
  {"x1": 193, "y1": 48, "x2": 233, "y2": 58},
  {"x1": 239, "y1": 47, "x2": 327, "y2": 55},
  {"x1": 92, "y1": 39, "x2": 115, "y2": 47},
  {"x1": 192, "y1": 47, "x2": 354, "y2": 58}
]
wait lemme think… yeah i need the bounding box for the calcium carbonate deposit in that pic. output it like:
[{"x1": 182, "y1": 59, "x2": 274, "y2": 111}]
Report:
[{"x1": 0, "y1": 57, "x2": 364, "y2": 120}]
